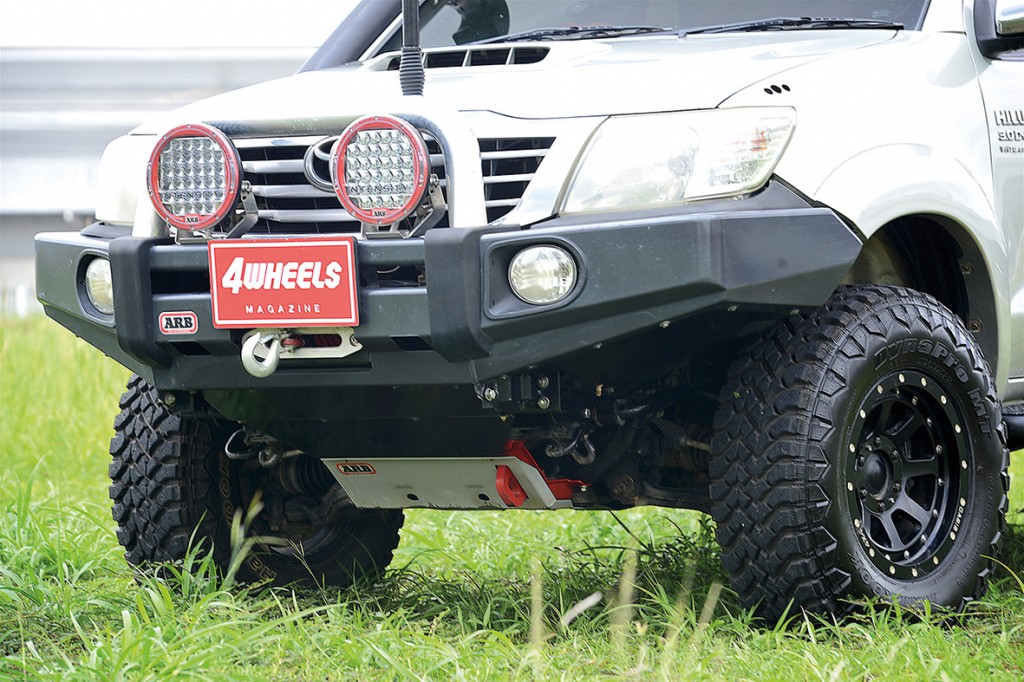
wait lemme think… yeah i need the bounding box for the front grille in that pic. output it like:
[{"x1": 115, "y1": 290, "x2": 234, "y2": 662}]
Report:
[
  {"x1": 232, "y1": 134, "x2": 555, "y2": 235},
  {"x1": 479, "y1": 137, "x2": 554, "y2": 223}
]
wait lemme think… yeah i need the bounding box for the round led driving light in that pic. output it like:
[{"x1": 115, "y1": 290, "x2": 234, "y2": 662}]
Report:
[
  {"x1": 331, "y1": 114, "x2": 430, "y2": 226},
  {"x1": 84, "y1": 257, "x2": 114, "y2": 315},
  {"x1": 509, "y1": 245, "x2": 578, "y2": 306},
  {"x1": 147, "y1": 123, "x2": 241, "y2": 231}
]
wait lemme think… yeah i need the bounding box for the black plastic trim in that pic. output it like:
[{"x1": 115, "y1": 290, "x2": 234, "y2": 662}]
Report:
[
  {"x1": 1006, "y1": 404, "x2": 1024, "y2": 450},
  {"x1": 109, "y1": 236, "x2": 173, "y2": 367},
  {"x1": 75, "y1": 255, "x2": 116, "y2": 322},
  {"x1": 81, "y1": 222, "x2": 132, "y2": 240},
  {"x1": 423, "y1": 226, "x2": 514, "y2": 360},
  {"x1": 301, "y1": 0, "x2": 401, "y2": 71},
  {"x1": 1006, "y1": 415, "x2": 1024, "y2": 450},
  {"x1": 483, "y1": 236, "x2": 589, "y2": 320},
  {"x1": 976, "y1": 0, "x2": 1024, "y2": 59}
]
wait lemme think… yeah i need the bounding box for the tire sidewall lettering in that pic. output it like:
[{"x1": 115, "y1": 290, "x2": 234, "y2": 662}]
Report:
[
  {"x1": 826, "y1": 323, "x2": 1000, "y2": 603},
  {"x1": 873, "y1": 337, "x2": 971, "y2": 385}
]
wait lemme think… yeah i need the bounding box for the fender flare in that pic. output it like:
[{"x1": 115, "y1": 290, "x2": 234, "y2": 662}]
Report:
[{"x1": 808, "y1": 144, "x2": 1011, "y2": 390}]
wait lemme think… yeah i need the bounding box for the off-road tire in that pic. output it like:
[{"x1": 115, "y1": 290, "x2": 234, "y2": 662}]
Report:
[
  {"x1": 710, "y1": 285, "x2": 1008, "y2": 622},
  {"x1": 109, "y1": 374, "x2": 404, "y2": 587}
]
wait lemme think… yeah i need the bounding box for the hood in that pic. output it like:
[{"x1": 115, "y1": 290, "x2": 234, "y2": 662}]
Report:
[{"x1": 133, "y1": 30, "x2": 896, "y2": 134}]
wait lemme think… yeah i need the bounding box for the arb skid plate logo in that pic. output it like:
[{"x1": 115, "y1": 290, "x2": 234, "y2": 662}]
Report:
[
  {"x1": 336, "y1": 462, "x2": 376, "y2": 475},
  {"x1": 208, "y1": 238, "x2": 358, "y2": 329}
]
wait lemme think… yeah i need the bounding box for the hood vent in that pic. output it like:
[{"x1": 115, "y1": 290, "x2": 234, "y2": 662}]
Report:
[{"x1": 386, "y1": 47, "x2": 548, "y2": 71}]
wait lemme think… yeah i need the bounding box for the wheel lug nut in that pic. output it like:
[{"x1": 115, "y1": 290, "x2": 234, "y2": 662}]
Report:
[
  {"x1": 859, "y1": 488, "x2": 868, "y2": 499},
  {"x1": 935, "y1": 445, "x2": 943, "y2": 455},
  {"x1": 891, "y1": 450, "x2": 899, "y2": 460},
  {"x1": 893, "y1": 483, "x2": 902, "y2": 493}
]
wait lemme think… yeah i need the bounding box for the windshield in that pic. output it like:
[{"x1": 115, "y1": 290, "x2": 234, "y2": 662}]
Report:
[{"x1": 377, "y1": 0, "x2": 929, "y2": 51}]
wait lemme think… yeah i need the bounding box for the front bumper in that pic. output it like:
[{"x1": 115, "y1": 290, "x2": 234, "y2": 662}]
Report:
[{"x1": 36, "y1": 184, "x2": 862, "y2": 393}]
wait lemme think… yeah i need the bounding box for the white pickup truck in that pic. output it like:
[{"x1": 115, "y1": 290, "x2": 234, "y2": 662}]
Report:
[{"x1": 35, "y1": 0, "x2": 1023, "y2": 621}]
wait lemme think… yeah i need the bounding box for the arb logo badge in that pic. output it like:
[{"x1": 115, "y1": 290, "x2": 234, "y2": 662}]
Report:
[
  {"x1": 159, "y1": 311, "x2": 198, "y2": 335},
  {"x1": 336, "y1": 462, "x2": 376, "y2": 475}
]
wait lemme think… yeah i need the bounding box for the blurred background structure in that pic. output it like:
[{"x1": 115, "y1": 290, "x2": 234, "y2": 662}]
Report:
[{"x1": 0, "y1": 0, "x2": 357, "y2": 315}]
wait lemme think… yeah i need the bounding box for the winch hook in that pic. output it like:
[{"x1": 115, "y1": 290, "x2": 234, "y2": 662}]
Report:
[{"x1": 241, "y1": 330, "x2": 289, "y2": 378}]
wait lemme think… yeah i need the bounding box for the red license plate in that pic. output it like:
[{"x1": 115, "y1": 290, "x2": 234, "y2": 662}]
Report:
[{"x1": 208, "y1": 238, "x2": 358, "y2": 329}]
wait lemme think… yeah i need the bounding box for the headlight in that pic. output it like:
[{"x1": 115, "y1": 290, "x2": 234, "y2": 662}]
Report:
[
  {"x1": 147, "y1": 123, "x2": 241, "y2": 231},
  {"x1": 331, "y1": 114, "x2": 430, "y2": 226},
  {"x1": 562, "y1": 107, "x2": 795, "y2": 214}
]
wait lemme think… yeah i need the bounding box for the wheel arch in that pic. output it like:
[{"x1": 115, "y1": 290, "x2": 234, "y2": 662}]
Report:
[
  {"x1": 842, "y1": 214, "x2": 1000, "y2": 383},
  {"x1": 809, "y1": 144, "x2": 1010, "y2": 389}
]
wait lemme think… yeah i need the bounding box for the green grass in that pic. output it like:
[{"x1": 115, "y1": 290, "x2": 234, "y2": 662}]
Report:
[{"x1": 1, "y1": 315, "x2": 1022, "y2": 680}]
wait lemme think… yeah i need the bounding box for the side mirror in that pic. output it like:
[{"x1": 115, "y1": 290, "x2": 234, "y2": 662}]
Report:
[
  {"x1": 996, "y1": 0, "x2": 1024, "y2": 35},
  {"x1": 977, "y1": 0, "x2": 1024, "y2": 58}
]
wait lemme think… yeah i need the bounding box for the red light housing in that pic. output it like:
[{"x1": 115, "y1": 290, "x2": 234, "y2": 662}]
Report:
[
  {"x1": 330, "y1": 115, "x2": 430, "y2": 226},
  {"x1": 147, "y1": 123, "x2": 241, "y2": 231}
]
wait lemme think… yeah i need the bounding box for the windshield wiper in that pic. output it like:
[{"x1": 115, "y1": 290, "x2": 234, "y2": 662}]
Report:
[
  {"x1": 685, "y1": 17, "x2": 903, "y2": 35},
  {"x1": 472, "y1": 25, "x2": 675, "y2": 45}
]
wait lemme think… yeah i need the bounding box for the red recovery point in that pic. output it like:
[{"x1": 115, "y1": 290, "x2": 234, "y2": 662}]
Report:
[{"x1": 494, "y1": 440, "x2": 587, "y2": 508}]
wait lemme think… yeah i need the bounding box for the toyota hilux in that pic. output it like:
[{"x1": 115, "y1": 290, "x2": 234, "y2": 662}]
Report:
[{"x1": 35, "y1": 0, "x2": 1024, "y2": 620}]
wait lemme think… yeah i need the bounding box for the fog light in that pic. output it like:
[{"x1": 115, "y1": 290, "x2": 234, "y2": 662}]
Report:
[
  {"x1": 508, "y1": 246, "x2": 577, "y2": 305},
  {"x1": 85, "y1": 258, "x2": 114, "y2": 315}
]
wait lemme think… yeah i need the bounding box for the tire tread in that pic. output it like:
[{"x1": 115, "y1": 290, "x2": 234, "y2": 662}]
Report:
[{"x1": 710, "y1": 285, "x2": 1008, "y2": 621}]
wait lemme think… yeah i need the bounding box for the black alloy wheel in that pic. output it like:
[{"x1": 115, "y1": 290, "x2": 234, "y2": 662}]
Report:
[
  {"x1": 845, "y1": 370, "x2": 967, "y2": 582},
  {"x1": 710, "y1": 285, "x2": 1008, "y2": 622}
]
